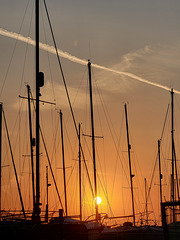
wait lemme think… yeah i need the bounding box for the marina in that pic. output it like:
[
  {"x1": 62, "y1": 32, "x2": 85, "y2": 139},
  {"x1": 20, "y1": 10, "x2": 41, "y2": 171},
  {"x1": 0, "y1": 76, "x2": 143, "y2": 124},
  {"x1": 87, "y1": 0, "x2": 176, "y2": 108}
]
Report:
[{"x1": 0, "y1": 1, "x2": 180, "y2": 239}]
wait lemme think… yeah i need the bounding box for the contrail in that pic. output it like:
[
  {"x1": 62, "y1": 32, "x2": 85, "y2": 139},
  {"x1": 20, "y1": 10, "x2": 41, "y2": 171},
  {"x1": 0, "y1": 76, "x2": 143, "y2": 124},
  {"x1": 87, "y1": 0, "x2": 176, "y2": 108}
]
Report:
[{"x1": 0, "y1": 28, "x2": 179, "y2": 95}]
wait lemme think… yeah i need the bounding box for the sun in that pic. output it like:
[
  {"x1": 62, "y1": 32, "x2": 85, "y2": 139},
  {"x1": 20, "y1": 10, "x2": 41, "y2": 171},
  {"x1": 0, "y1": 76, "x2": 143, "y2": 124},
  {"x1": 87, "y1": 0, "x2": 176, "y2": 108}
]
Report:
[{"x1": 96, "y1": 196, "x2": 102, "y2": 205}]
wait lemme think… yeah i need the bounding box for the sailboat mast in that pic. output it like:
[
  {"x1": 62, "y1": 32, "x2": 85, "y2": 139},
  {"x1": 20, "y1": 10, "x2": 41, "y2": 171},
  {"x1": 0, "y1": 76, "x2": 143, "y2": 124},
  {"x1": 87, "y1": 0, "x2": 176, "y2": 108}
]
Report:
[
  {"x1": 144, "y1": 178, "x2": 148, "y2": 225},
  {"x1": 60, "y1": 110, "x2": 68, "y2": 216},
  {"x1": 27, "y1": 85, "x2": 35, "y2": 213},
  {"x1": 170, "y1": 88, "x2": 175, "y2": 222},
  {"x1": 0, "y1": 103, "x2": 2, "y2": 220},
  {"x1": 158, "y1": 139, "x2": 163, "y2": 224},
  {"x1": 87, "y1": 60, "x2": 99, "y2": 221},
  {"x1": 35, "y1": 0, "x2": 44, "y2": 220},
  {"x1": 45, "y1": 166, "x2": 51, "y2": 222},
  {"x1": 79, "y1": 123, "x2": 82, "y2": 221},
  {"x1": 124, "y1": 103, "x2": 135, "y2": 226}
]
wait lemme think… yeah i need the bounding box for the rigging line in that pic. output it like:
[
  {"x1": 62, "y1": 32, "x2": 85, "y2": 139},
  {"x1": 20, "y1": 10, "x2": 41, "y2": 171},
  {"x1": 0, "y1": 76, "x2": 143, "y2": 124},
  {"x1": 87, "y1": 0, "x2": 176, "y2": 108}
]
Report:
[
  {"x1": 129, "y1": 139, "x2": 144, "y2": 205},
  {"x1": 82, "y1": 123, "x2": 114, "y2": 216},
  {"x1": 0, "y1": 0, "x2": 31, "y2": 97},
  {"x1": 39, "y1": 125, "x2": 64, "y2": 211},
  {"x1": 146, "y1": 153, "x2": 158, "y2": 206},
  {"x1": 19, "y1": 102, "x2": 29, "y2": 180},
  {"x1": 46, "y1": 115, "x2": 59, "y2": 211},
  {"x1": 40, "y1": 1, "x2": 56, "y2": 101},
  {"x1": 29, "y1": 89, "x2": 64, "y2": 211},
  {"x1": 13, "y1": 88, "x2": 28, "y2": 176},
  {"x1": 19, "y1": 1, "x2": 34, "y2": 94},
  {"x1": 160, "y1": 103, "x2": 170, "y2": 141},
  {"x1": 71, "y1": 68, "x2": 87, "y2": 109},
  {"x1": 93, "y1": 70, "x2": 130, "y2": 208},
  {"x1": 49, "y1": 106, "x2": 57, "y2": 166},
  {"x1": 112, "y1": 111, "x2": 125, "y2": 204},
  {"x1": 43, "y1": 0, "x2": 94, "y2": 198},
  {"x1": 129, "y1": 135, "x2": 145, "y2": 215},
  {"x1": 91, "y1": 71, "x2": 114, "y2": 216},
  {"x1": 50, "y1": 112, "x2": 59, "y2": 203},
  {"x1": 43, "y1": 0, "x2": 77, "y2": 133},
  {"x1": 94, "y1": 76, "x2": 130, "y2": 184},
  {"x1": 174, "y1": 96, "x2": 180, "y2": 161},
  {"x1": 161, "y1": 147, "x2": 169, "y2": 187},
  {"x1": 60, "y1": 118, "x2": 78, "y2": 198},
  {"x1": 19, "y1": 99, "x2": 21, "y2": 176},
  {"x1": 95, "y1": 147, "x2": 115, "y2": 217},
  {"x1": 2, "y1": 131, "x2": 12, "y2": 207},
  {"x1": 63, "y1": 121, "x2": 78, "y2": 162},
  {"x1": 2, "y1": 107, "x2": 26, "y2": 220},
  {"x1": 146, "y1": 103, "x2": 171, "y2": 213},
  {"x1": 96, "y1": 170, "x2": 115, "y2": 217},
  {"x1": 149, "y1": 193, "x2": 157, "y2": 224}
]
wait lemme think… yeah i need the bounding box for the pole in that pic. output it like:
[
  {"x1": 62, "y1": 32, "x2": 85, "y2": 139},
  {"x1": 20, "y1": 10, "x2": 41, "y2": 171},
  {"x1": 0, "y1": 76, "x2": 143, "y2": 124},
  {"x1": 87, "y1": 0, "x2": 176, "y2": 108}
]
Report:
[
  {"x1": 88, "y1": 60, "x2": 99, "y2": 221},
  {"x1": 60, "y1": 110, "x2": 68, "y2": 216},
  {"x1": 27, "y1": 85, "x2": 35, "y2": 213},
  {"x1": 0, "y1": 104, "x2": 2, "y2": 220},
  {"x1": 174, "y1": 147, "x2": 180, "y2": 201},
  {"x1": 79, "y1": 123, "x2": 82, "y2": 221},
  {"x1": 45, "y1": 166, "x2": 49, "y2": 222},
  {"x1": 144, "y1": 178, "x2": 148, "y2": 225},
  {"x1": 124, "y1": 103, "x2": 135, "y2": 226},
  {"x1": 171, "y1": 89, "x2": 175, "y2": 223},
  {"x1": 35, "y1": 0, "x2": 40, "y2": 220},
  {"x1": 158, "y1": 139, "x2": 163, "y2": 225},
  {"x1": 46, "y1": 166, "x2": 48, "y2": 214}
]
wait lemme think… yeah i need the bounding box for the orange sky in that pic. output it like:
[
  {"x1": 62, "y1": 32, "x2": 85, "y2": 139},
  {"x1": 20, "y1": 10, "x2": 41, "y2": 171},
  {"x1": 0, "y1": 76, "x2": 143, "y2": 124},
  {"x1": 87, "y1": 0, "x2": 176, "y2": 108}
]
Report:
[{"x1": 1, "y1": 0, "x2": 180, "y2": 225}]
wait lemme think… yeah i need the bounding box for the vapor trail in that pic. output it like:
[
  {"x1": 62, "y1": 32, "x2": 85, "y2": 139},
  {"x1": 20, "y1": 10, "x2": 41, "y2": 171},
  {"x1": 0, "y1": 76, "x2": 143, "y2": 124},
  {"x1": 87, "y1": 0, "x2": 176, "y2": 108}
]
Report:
[{"x1": 1, "y1": 28, "x2": 179, "y2": 95}]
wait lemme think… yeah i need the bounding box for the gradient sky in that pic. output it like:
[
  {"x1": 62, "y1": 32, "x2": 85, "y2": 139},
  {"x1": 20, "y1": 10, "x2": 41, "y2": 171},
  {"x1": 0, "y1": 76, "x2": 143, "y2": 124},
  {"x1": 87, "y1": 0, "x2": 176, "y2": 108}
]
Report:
[{"x1": 1, "y1": 0, "x2": 180, "y2": 224}]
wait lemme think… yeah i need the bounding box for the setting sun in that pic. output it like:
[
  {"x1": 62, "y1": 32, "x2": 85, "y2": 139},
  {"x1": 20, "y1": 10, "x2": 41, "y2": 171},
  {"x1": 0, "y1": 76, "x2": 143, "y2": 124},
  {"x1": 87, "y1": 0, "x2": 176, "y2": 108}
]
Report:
[{"x1": 96, "y1": 196, "x2": 102, "y2": 205}]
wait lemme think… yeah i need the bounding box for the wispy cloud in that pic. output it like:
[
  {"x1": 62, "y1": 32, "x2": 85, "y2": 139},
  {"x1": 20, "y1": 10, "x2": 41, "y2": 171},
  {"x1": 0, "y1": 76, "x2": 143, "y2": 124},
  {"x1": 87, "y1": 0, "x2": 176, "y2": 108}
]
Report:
[
  {"x1": 0, "y1": 28, "x2": 180, "y2": 94},
  {"x1": 97, "y1": 44, "x2": 180, "y2": 94},
  {"x1": 120, "y1": 45, "x2": 152, "y2": 70}
]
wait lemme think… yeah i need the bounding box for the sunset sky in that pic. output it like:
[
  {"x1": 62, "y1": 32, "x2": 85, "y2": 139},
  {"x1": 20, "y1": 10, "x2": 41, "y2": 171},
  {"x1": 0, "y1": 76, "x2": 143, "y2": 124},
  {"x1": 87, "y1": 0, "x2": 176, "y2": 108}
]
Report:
[{"x1": 0, "y1": 0, "x2": 180, "y2": 225}]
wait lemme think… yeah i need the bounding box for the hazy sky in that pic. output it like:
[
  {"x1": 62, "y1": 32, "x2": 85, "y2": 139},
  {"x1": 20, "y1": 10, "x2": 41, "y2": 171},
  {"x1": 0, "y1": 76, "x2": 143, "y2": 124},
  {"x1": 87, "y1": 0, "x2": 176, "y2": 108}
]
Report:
[{"x1": 1, "y1": 0, "x2": 180, "y2": 223}]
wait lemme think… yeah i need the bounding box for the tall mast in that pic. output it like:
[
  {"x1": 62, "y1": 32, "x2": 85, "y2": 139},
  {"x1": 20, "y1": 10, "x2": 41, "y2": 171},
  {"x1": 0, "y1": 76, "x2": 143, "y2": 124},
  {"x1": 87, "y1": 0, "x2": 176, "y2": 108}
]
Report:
[
  {"x1": 35, "y1": 0, "x2": 40, "y2": 220},
  {"x1": 35, "y1": 0, "x2": 44, "y2": 220},
  {"x1": 170, "y1": 88, "x2": 175, "y2": 223},
  {"x1": 87, "y1": 60, "x2": 99, "y2": 221},
  {"x1": 144, "y1": 178, "x2": 148, "y2": 225},
  {"x1": 124, "y1": 103, "x2": 135, "y2": 226},
  {"x1": 0, "y1": 103, "x2": 2, "y2": 220},
  {"x1": 27, "y1": 85, "x2": 35, "y2": 213},
  {"x1": 46, "y1": 166, "x2": 48, "y2": 222},
  {"x1": 60, "y1": 110, "x2": 68, "y2": 216},
  {"x1": 158, "y1": 139, "x2": 163, "y2": 225},
  {"x1": 45, "y1": 166, "x2": 51, "y2": 222},
  {"x1": 79, "y1": 123, "x2": 82, "y2": 221}
]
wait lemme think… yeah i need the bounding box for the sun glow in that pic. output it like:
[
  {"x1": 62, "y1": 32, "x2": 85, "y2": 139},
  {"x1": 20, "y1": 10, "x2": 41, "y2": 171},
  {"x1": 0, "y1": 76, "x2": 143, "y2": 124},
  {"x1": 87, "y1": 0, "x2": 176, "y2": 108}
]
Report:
[{"x1": 96, "y1": 196, "x2": 102, "y2": 205}]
